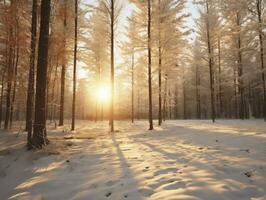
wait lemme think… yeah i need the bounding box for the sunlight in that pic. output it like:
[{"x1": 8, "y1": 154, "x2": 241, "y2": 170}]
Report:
[{"x1": 97, "y1": 85, "x2": 110, "y2": 103}]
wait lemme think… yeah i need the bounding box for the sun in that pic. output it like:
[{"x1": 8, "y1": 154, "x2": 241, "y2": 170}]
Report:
[{"x1": 97, "y1": 85, "x2": 110, "y2": 102}]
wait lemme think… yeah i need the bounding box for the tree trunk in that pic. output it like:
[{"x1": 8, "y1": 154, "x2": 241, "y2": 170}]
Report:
[
  {"x1": 236, "y1": 12, "x2": 244, "y2": 120},
  {"x1": 183, "y1": 83, "x2": 186, "y2": 120},
  {"x1": 26, "y1": 0, "x2": 37, "y2": 146},
  {"x1": 163, "y1": 74, "x2": 168, "y2": 121},
  {"x1": 234, "y1": 66, "x2": 238, "y2": 118},
  {"x1": 218, "y1": 37, "x2": 223, "y2": 117},
  {"x1": 71, "y1": 0, "x2": 78, "y2": 131},
  {"x1": 31, "y1": 0, "x2": 51, "y2": 149},
  {"x1": 109, "y1": 0, "x2": 115, "y2": 132},
  {"x1": 148, "y1": 0, "x2": 153, "y2": 130},
  {"x1": 59, "y1": 1, "x2": 67, "y2": 126},
  {"x1": 158, "y1": 0, "x2": 162, "y2": 126},
  {"x1": 131, "y1": 50, "x2": 134, "y2": 123},
  {"x1": 206, "y1": 1, "x2": 216, "y2": 122},
  {"x1": 5, "y1": 11, "x2": 15, "y2": 130},
  {"x1": 196, "y1": 65, "x2": 201, "y2": 119},
  {"x1": 0, "y1": 69, "x2": 5, "y2": 129},
  {"x1": 9, "y1": 33, "x2": 19, "y2": 129}
]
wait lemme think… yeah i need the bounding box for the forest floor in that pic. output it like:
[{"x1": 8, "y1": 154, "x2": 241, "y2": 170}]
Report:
[{"x1": 0, "y1": 120, "x2": 266, "y2": 200}]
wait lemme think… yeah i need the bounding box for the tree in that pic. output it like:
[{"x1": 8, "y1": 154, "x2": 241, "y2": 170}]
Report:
[
  {"x1": 31, "y1": 0, "x2": 51, "y2": 148},
  {"x1": 195, "y1": 0, "x2": 220, "y2": 122},
  {"x1": 59, "y1": 0, "x2": 67, "y2": 126},
  {"x1": 147, "y1": 0, "x2": 153, "y2": 130},
  {"x1": 26, "y1": 0, "x2": 37, "y2": 145},
  {"x1": 248, "y1": 0, "x2": 266, "y2": 121},
  {"x1": 71, "y1": 0, "x2": 78, "y2": 131}
]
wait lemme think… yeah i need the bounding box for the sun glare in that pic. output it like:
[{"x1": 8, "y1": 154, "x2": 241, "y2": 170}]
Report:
[{"x1": 97, "y1": 85, "x2": 110, "y2": 102}]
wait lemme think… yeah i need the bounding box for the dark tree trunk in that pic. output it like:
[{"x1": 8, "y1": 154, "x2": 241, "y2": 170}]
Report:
[
  {"x1": 236, "y1": 12, "x2": 244, "y2": 120},
  {"x1": 109, "y1": 0, "x2": 114, "y2": 132},
  {"x1": 174, "y1": 83, "x2": 178, "y2": 119},
  {"x1": 31, "y1": 0, "x2": 51, "y2": 149},
  {"x1": 59, "y1": 0, "x2": 67, "y2": 126},
  {"x1": 9, "y1": 34, "x2": 19, "y2": 129},
  {"x1": 206, "y1": 1, "x2": 216, "y2": 122},
  {"x1": 0, "y1": 66, "x2": 6, "y2": 129},
  {"x1": 71, "y1": 0, "x2": 78, "y2": 131},
  {"x1": 218, "y1": 37, "x2": 223, "y2": 117},
  {"x1": 158, "y1": 0, "x2": 162, "y2": 126},
  {"x1": 26, "y1": 0, "x2": 37, "y2": 145},
  {"x1": 131, "y1": 50, "x2": 134, "y2": 123},
  {"x1": 195, "y1": 65, "x2": 201, "y2": 119},
  {"x1": 163, "y1": 74, "x2": 168, "y2": 121},
  {"x1": 148, "y1": 0, "x2": 153, "y2": 130},
  {"x1": 5, "y1": 17, "x2": 15, "y2": 130},
  {"x1": 183, "y1": 83, "x2": 187, "y2": 120},
  {"x1": 51, "y1": 60, "x2": 58, "y2": 127}
]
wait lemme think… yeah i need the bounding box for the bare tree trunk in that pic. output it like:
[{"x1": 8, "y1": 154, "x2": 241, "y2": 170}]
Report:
[
  {"x1": 59, "y1": 63, "x2": 65, "y2": 126},
  {"x1": 31, "y1": 0, "x2": 51, "y2": 148},
  {"x1": 5, "y1": 3, "x2": 15, "y2": 129},
  {"x1": 148, "y1": 0, "x2": 153, "y2": 130},
  {"x1": 206, "y1": 1, "x2": 216, "y2": 122},
  {"x1": 163, "y1": 74, "x2": 168, "y2": 121},
  {"x1": 9, "y1": 32, "x2": 19, "y2": 129},
  {"x1": 0, "y1": 70, "x2": 5, "y2": 128},
  {"x1": 218, "y1": 37, "x2": 223, "y2": 117},
  {"x1": 234, "y1": 67, "x2": 238, "y2": 118},
  {"x1": 174, "y1": 83, "x2": 178, "y2": 119},
  {"x1": 51, "y1": 59, "x2": 58, "y2": 127},
  {"x1": 59, "y1": 0, "x2": 67, "y2": 126},
  {"x1": 137, "y1": 86, "x2": 140, "y2": 120},
  {"x1": 71, "y1": 0, "x2": 78, "y2": 131},
  {"x1": 183, "y1": 83, "x2": 186, "y2": 120},
  {"x1": 196, "y1": 65, "x2": 201, "y2": 119},
  {"x1": 236, "y1": 12, "x2": 244, "y2": 120},
  {"x1": 26, "y1": 0, "x2": 37, "y2": 144},
  {"x1": 158, "y1": 0, "x2": 162, "y2": 126},
  {"x1": 131, "y1": 50, "x2": 134, "y2": 123},
  {"x1": 109, "y1": 0, "x2": 114, "y2": 132}
]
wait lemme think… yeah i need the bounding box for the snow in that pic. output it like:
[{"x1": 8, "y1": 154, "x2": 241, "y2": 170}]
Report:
[{"x1": 0, "y1": 120, "x2": 266, "y2": 200}]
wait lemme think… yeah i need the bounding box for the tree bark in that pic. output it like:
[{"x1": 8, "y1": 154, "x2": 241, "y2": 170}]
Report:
[
  {"x1": 158, "y1": 0, "x2": 162, "y2": 126},
  {"x1": 5, "y1": 1, "x2": 15, "y2": 129},
  {"x1": 71, "y1": 0, "x2": 78, "y2": 131},
  {"x1": 26, "y1": 0, "x2": 37, "y2": 145},
  {"x1": 218, "y1": 37, "x2": 223, "y2": 117},
  {"x1": 0, "y1": 68, "x2": 5, "y2": 129},
  {"x1": 131, "y1": 50, "x2": 134, "y2": 123},
  {"x1": 196, "y1": 65, "x2": 201, "y2": 119},
  {"x1": 109, "y1": 0, "x2": 114, "y2": 132},
  {"x1": 206, "y1": 1, "x2": 216, "y2": 122},
  {"x1": 236, "y1": 12, "x2": 244, "y2": 120},
  {"x1": 9, "y1": 32, "x2": 19, "y2": 129},
  {"x1": 31, "y1": 0, "x2": 51, "y2": 148},
  {"x1": 59, "y1": 0, "x2": 67, "y2": 126},
  {"x1": 148, "y1": 0, "x2": 153, "y2": 130}
]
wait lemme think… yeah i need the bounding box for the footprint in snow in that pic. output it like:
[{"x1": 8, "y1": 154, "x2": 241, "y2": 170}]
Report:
[
  {"x1": 105, "y1": 192, "x2": 112, "y2": 197},
  {"x1": 142, "y1": 166, "x2": 150, "y2": 172}
]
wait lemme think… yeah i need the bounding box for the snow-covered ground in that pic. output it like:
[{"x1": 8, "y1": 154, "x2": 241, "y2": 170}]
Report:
[{"x1": 0, "y1": 120, "x2": 266, "y2": 200}]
